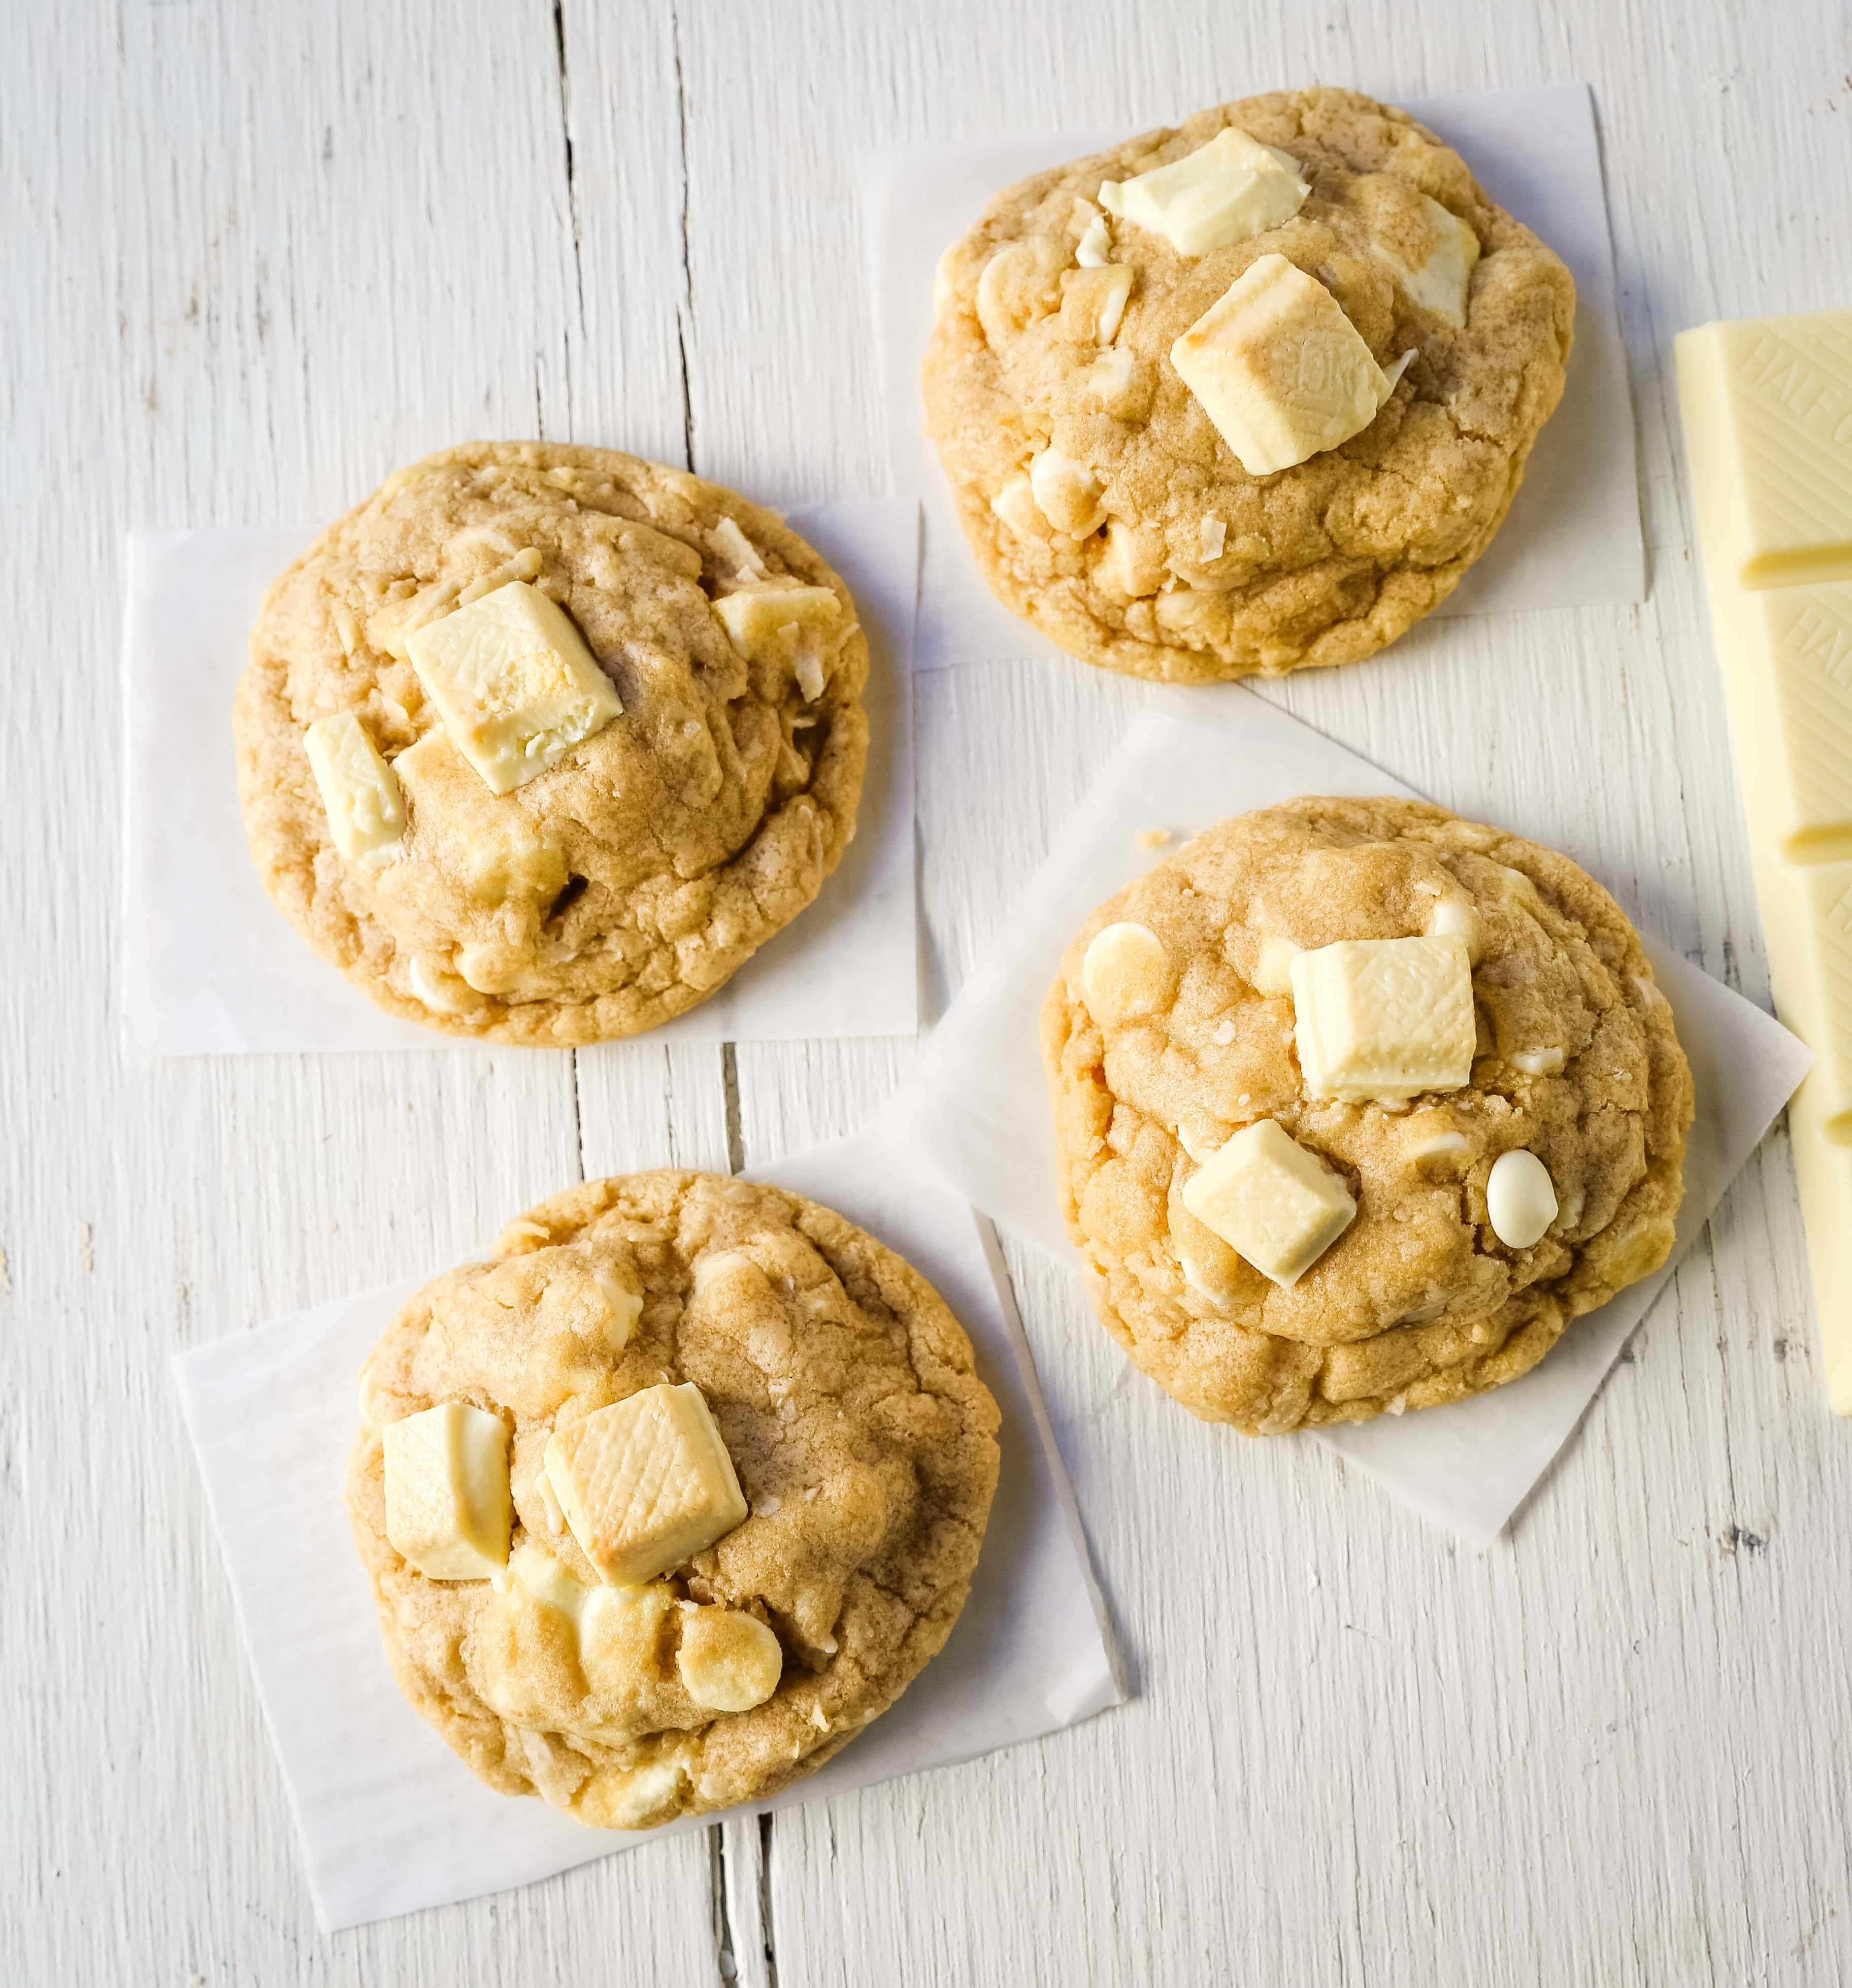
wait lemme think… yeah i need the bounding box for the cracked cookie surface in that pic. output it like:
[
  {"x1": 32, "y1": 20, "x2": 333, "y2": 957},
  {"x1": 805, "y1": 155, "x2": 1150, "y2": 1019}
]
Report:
[
  {"x1": 923, "y1": 88, "x2": 1575, "y2": 683},
  {"x1": 1041, "y1": 799, "x2": 1692, "y2": 1432},
  {"x1": 349, "y1": 1170, "x2": 1001, "y2": 1829},
  {"x1": 235, "y1": 442, "x2": 869, "y2": 1044}
]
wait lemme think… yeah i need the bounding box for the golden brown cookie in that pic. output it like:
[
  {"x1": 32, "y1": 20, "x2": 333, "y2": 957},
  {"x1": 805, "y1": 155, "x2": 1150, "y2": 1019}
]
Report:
[
  {"x1": 348, "y1": 1170, "x2": 1001, "y2": 1829},
  {"x1": 1041, "y1": 799, "x2": 1692, "y2": 1431},
  {"x1": 924, "y1": 88, "x2": 1575, "y2": 683},
  {"x1": 235, "y1": 442, "x2": 869, "y2": 1044}
]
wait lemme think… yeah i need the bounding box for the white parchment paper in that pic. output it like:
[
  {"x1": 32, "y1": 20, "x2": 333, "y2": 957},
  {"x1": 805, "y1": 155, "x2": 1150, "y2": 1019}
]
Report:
[
  {"x1": 172, "y1": 1131, "x2": 1122, "y2": 1932},
  {"x1": 861, "y1": 83, "x2": 1644, "y2": 673},
  {"x1": 122, "y1": 499, "x2": 920, "y2": 1054},
  {"x1": 881, "y1": 688, "x2": 1812, "y2": 1547}
]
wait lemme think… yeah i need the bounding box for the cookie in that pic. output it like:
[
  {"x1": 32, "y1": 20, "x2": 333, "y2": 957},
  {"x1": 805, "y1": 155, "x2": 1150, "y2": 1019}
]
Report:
[
  {"x1": 235, "y1": 442, "x2": 869, "y2": 1044},
  {"x1": 1041, "y1": 799, "x2": 1693, "y2": 1431},
  {"x1": 348, "y1": 1170, "x2": 1001, "y2": 1829},
  {"x1": 923, "y1": 88, "x2": 1575, "y2": 683}
]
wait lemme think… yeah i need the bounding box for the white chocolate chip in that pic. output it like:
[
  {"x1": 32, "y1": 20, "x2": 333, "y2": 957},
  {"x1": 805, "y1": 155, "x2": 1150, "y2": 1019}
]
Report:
[
  {"x1": 1098, "y1": 180, "x2": 1124, "y2": 216},
  {"x1": 1210, "y1": 1016, "x2": 1236, "y2": 1045},
  {"x1": 1082, "y1": 921, "x2": 1174, "y2": 1022},
  {"x1": 408, "y1": 954, "x2": 480, "y2": 1015},
  {"x1": 1486, "y1": 1149, "x2": 1558, "y2": 1249},
  {"x1": 1198, "y1": 514, "x2": 1228, "y2": 562},
  {"x1": 1075, "y1": 213, "x2": 1112, "y2": 267},
  {"x1": 676, "y1": 1609, "x2": 784, "y2": 1712}
]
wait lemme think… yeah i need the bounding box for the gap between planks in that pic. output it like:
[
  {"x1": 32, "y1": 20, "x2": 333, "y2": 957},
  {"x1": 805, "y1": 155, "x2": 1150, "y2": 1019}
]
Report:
[{"x1": 557, "y1": 4, "x2": 759, "y2": 1976}]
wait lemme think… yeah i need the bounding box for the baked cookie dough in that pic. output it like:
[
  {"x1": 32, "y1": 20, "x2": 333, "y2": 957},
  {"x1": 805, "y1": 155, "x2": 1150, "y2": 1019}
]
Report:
[
  {"x1": 924, "y1": 88, "x2": 1575, "y2": 683},
  {"x1": 1041, "y1": 799, "x2": 1692, "y2": 1431},
  {"x1": 348, "y1": 1170, "x2": 1001, "y2": 1829},
  {"x1": 235, "y1": 442, "x2": 869, "y2": 1044}
]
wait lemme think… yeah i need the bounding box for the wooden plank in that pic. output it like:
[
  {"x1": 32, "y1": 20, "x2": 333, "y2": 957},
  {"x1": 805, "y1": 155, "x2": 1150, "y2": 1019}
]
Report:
[{"x1": 0, "y1": 0, "x2": 715, "y2": 1978}]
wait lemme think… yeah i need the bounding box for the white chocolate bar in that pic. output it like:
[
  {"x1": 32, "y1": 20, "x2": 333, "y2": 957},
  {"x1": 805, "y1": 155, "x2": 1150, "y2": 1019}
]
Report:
[{"x1": 1677, "y1": 311, "x2": 1852, "y2": 1409}]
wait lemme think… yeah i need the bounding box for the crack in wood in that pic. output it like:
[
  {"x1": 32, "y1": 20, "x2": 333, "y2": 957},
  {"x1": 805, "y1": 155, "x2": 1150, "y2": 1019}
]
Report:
[{"x1": 671, "y1": 3, "x2": 697, "y2": 474}]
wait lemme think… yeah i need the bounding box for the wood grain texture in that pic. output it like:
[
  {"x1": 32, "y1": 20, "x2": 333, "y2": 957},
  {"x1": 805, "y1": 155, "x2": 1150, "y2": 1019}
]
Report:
[{"x1": 5, "y1": 0, "x2": 1850, "y2": 1980}]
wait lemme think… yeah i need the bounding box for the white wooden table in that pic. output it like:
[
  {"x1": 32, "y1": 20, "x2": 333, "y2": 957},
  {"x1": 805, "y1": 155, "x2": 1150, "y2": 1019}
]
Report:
[{"x1": 7, "y1": 1, "x2": 1849, "y2": 1979}]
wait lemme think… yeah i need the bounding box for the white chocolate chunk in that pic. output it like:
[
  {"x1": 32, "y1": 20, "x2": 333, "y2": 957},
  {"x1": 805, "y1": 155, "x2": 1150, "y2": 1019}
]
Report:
[
  {"x1": 405, "y1": 581, "x2": 621, "y2": 795},
  {"x1": 1098, "y1": 180, "x2": 1125, "y2": 217},
  {"x1": 1114, "y1": 126, "x2": 1308, "y2": 256},
  {"x1": 382, "y1": 1403, "x2": 511, "y2": 1581},
  {"x1": 676, "y1": 1608, "x2": 784, "y2": 1712},
  {"x1": 605, "y1": 1759, "x2": 687, "y2": 1827},
  {"x1": 1408, "y1": 1128, "x2": 1472, "y2": 1172},
  {"x1": 1251, "y1": 934, "x2": 1301, "y2": 997},
  {"x1": 1373, "y1": 195, "x2": 1480, "y2": 328},
  {"x1": 1100, "y1": 517, "x2": 1166, "y2": 597},
  {"x1": 1082, "y1": 920, "x2": 1173, "y2": 1021},
  {"x1": 1291, "y1": 935, "x2": 1476, "y2": 1103},
  {"x1": 458, "y1": 546, "x2": 545, "y2": 605},
  {"x1": 506, "y1": 1537, "x2": 592, "y2": 1624},
  {"x1": 407, "y1": 953, "x2": 481, "y2": 1016},
  {"x1": 590, "y1": 1268, "x2": 643, "y2": 1350},
  {"x1": 1086, "y1": 347, "x2": 1143, "y2": 419},
  {"x1": 692, "y1": 1248, "x2": 762, "y2": 1297},
  {"x1": 1170, "y1": 254, "x2": 1399, "y2": 477},
  {"x1": 1198, "y1": 514, "x2": 1228, "y2": 561},
  {"x1": 1180, "y1": 1119, "x2": 1355, "y2": 1286},
  {"x1": 990, "y1": 473, "x2": 1041, "y2": 539},
  {"x1": 1425, "y1": 894, "x2": 1482, "y2": 961},
  {"x1": 1486, "y1": 1149, "x2": 1559, "y2": 1248},
  {"x1": 1029, "y1": 448, "x2": 1106, "y2": 536},
  {"x1": 1094, "y1": 264, "x2": 1134, "y2": 343},
  {"x1": 711, "y1": 584, "x2": 842, "y2": 672},
  {"x1": 1510, "y1": 1046, "x2": 1566, "y2": 1076},
  {"x1": 1075, "y1": 213, "x2": 1112, "y2": 267},
  {"x1": 302, "y1": 712, "x2": 407, "y2": 865},
  {"x1": 544, "y1": 1382, "x2": 748, "y2": 1586},
  {"x1": 975, "y1": 235, "x2": 1069, "y2": 344},
  {"x1": 706, "y1": 516, "x2": 768, "y2": 582}
]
